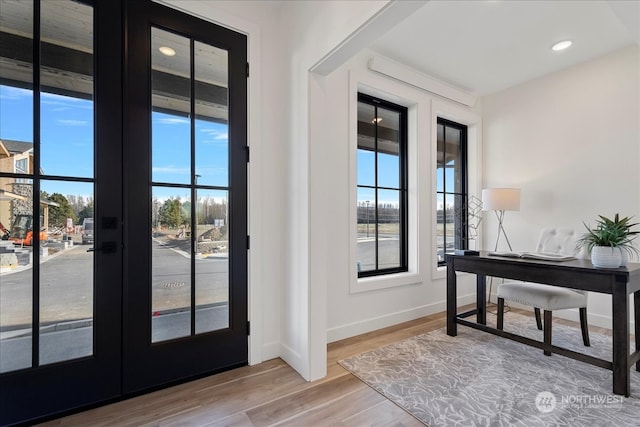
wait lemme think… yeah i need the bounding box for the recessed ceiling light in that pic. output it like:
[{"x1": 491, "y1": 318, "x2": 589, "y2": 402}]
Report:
[
  {"x1": 551, "y1": 40, "x2": 573, "y2": 52},
  {"x1": 159, "y1": 46, "x2": 176, "y2": 57}
]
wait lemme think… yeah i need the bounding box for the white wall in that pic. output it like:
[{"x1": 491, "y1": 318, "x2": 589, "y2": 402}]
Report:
[
  {"x1": 158, "y1": 0, "x2": 481, "y2": 374},
  {"x1": 158, "y1": 0, "x2": 287, "y2": 364},
  {"x1": 482, "y1": 45, "x2": 640, "y2": 328},
  {"x1": 314, "y1": 49, "x2": 481, "y2": 343},
  {"x1": 160, "y1": 0, "x2": 402, "y2": 380},
  {"x1": 157, "y1": 1, "x2": 639, "y2": 384},
  {"x1": 280, "y1": 0, "x2": 422, "y2": 380}
]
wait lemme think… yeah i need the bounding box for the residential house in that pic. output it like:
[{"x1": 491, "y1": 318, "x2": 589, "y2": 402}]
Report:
[{"x1": 0, "y1": 140, "x2": 33, "y2": 237}]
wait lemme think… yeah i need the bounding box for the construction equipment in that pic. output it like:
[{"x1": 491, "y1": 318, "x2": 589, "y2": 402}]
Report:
[
  {"x1": 7, "y1": 214, "x2": 48, "y2": 246},
  {"x1": 0, "y1": 221, "x2": 9, "y2": 240}
]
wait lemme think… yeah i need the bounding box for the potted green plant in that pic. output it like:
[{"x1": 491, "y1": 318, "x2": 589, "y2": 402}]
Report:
[{"x1": 577, "y1": 213, "x2": 639, "y2": 268}]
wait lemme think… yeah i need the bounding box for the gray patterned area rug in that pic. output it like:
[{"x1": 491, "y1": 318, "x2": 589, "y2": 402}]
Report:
[{"x1": 339, "y1": 313, "x2": 640, "y2": 426}]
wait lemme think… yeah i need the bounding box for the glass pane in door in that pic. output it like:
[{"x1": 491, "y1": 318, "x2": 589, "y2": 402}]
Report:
[
  {"x1": 0, "y1": 0, "x2": 34, "y2": 373},
  {"x1": 38, "y1": 0, "x2": 95, "y2": 365},
  {"x1": 194, "y1": 40, "x2": 229, "y2": 333},
  {"x1": 151, "y1": 28, "x2": 190, "y2": 186},
  {"x1": 195, "y1": 189, "x2": 229, "y2": 333},
  {"x1": 151, "y1": 186, "x2": 191, "y2": 342},
  {"x1": 1, "y1": 0, "x2": 94, "y2": 371},
  {"x1": 0, "y1": 184, "x2": 34, "y2": 374},
  {"x1": 194, "y1": 40, "x2": 228, "y2": 187},
  {"x1": 151, "y1": 26, "x2": 232, "y2": 341},
  {"x1": 39, "y1": 180, "x2": 94, "y2": 365},
  {"x1": 151, "y1": 27, "x2": 192, "y2": 342}
]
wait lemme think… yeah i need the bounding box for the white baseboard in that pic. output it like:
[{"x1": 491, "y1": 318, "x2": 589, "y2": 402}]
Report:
[
  {"x1": 258, "y1": 341, "x2": 281, "y2": 364},
  {"x1": 278, "y1": 342, "x2": 308, "y2": 380},
  {"x1": 326, "y1": 293, "x2": 476, "y2": 343},
  {"x1": 271, "y1": 294, "x2": 634, "y2": 377}
]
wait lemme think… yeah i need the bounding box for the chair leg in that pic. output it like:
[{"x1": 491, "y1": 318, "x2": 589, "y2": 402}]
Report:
[
  {"x1": 579, "y1": 307, "x2": 590, "y2": 347},
  {"x1": 534, "y1": 307, "x2": 543, "y2": 330},
  {"x1": 543, "y1": 310, "x2": 552, "y2": 356},
  {"x1": 497, "y1": 298, "x2": 505, "y2": 330}
]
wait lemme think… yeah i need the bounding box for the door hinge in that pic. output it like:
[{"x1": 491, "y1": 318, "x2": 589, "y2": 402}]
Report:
[
  {"x1": 247, "y1": 321, "x2": 251, "y2": 335},
  {"x1": 244, "y1": 145, "x2": 250, "y2": 163},
  {"x1": 246, "y1": 62, "x2": 250, "y2": 78},
  {"x1": 246, "y1": 235, "x2": 250, "y2": 250}
]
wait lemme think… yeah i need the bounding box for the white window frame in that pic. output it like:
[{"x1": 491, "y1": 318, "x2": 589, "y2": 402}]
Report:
[
  {"x1": 431, "y1": 99, "x2": 482, "y2": 280},
  {"x1": 349, "y1": 64, "x2": 482, "y2": 292},
  {"x1": 349, "y1": 70, "x2": 428, "y2": 294}
]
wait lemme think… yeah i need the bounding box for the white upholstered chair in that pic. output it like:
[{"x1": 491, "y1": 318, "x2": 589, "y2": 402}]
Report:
[{"x1": 496, "y1": 227, "x2": 590, "y2": 356}]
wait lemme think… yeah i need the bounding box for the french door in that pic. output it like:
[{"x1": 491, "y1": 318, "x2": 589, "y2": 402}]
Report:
[
  {"x1": 123, "y1": 1, "x2": 248, "y2": 393},
  {"x1": 0, "y1": 1, "x2": 122, "y2": 424},
  {"x1": 0, "y1": 1, "x2": 247, "y2": 424}
]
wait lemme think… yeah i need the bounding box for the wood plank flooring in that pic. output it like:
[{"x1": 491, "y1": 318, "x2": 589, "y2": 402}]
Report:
[{"x1": 39, "y1": 308, "x2": 614, "y2": 426}]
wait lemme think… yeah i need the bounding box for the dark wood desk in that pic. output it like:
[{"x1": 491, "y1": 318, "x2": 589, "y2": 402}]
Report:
[{"x1": 445, "y1": 252, "x2": 640, "y2": 396}]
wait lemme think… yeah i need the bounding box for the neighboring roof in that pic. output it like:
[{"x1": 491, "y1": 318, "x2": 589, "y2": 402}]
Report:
[
  {"x1": 0, "y1": 139, "x2": 33, "y2": 155},
  {"x1": 41, "y1": 199, "x2": 60, "y2": 207},
  {"x1": 0, "y1": 189, "x2": 28, "y2": 201}
]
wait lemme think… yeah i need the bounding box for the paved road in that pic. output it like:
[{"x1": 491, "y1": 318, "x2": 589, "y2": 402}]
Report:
[
  {"x1": 0, "y1": 240, "x2": 230, "y2": 373},
  {"x1": 1, "y1": 244, "x2": 93, "y2": 327},
  {"x1": 358, "y1": 234, "x2": 455, "y2": 266},
  {"x1": 356, "y1": 238, "x2": 401, "y2": 271},
  {"x1": 0, "y1": 304, "x2": 229, "y2": 373},
  {"x1": 152, "y1": 238, "x2": 229, "y2": 314},
  {"x1": 0, "y1": 240, "x2": 229, "y2": 329}
]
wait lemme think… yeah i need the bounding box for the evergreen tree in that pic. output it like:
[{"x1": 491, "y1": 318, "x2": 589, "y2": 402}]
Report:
[
  {"x1": 78, "y1": 200, "x2": 94, "y2": 224},
  {"x1": 158, "y1": 198, "x2": 184, "y2": 228},
  {"x1": 46, "y1": 193, "x2": 76, "y2": 227}
]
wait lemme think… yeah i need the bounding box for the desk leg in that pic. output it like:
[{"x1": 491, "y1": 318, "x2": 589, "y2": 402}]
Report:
[
  {"x1": 477, "y1": 274, "x2": 486, "y2": 325},
  {"x1": 447, "y1": 264, "x2": 457, "y2": 337},
  {"x1": 635, "y1": 291, "x2": 640, "y2": 372},
  {"x1": 612, "y1": 281, "x2": 630, "y2": 396}
]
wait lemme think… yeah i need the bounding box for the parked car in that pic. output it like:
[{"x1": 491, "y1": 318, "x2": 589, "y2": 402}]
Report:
[{"x1": 82, "y1": 218, "x2": 94, "y2": 245}]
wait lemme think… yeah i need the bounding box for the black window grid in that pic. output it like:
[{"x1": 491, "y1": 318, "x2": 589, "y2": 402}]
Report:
[
  {"x1": 357, "y1": 93, "x2": 408, "y2": 278},
  {"x1": 437, "y1": 117, "x2": 468, "y2": 266}
]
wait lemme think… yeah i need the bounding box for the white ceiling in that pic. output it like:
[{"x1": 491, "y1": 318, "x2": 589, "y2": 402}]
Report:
[{"x1": 369, "y1": 0, "x2": 640, "y2": 96}]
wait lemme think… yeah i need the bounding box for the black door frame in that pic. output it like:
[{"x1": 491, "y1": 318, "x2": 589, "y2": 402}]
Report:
[
  {"x1": 1, "y1": 0, "x2": 248, "y2": 424},
  {"x1": 0, "y1": 1, "x2": 124, "y2": 424},
  {"x1": 123, "y1": 0, "x2": 248, "y2": 394}
]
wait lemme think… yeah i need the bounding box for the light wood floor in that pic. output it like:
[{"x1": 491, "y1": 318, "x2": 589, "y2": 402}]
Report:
[{"x1": 39, "y1": 308, "x2": 614, "y2": 427}]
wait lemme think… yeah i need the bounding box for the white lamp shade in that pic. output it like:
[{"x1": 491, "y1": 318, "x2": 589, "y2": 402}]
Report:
[{"x1": 482, "y1": 188, "x2": 520, "y2": 211}]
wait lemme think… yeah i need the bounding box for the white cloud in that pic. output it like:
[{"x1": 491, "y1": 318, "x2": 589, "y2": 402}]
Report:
[
  {"x1": 200, "y1": 127, "x2": 228, "y2": 141},
  {"x1": 195, "y1": 166, "x2": 227, "y2": 175},
  {"x1": 58, "y1": 119, "x2": 90, "y2": 126},
  {"x1": 0, "y1": 86, "x2": 32, "y2": 100},
  {"x1": 152, "y1": 166, "x2": 190, "y2": 175},
  {"x1": 155, "y1": 117, "x2": 189, "y2": 125}
]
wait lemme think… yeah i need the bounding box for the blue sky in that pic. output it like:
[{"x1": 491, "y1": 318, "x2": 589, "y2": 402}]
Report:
[
  {"x1": 0, "y1": 85, "x2": 229, "y2": 203},
  {"x1": 357, "y1": 150, "x2": 399, "y2": 207},
  {"x1": 3, "y1": 84, "x2": 451, "y2": 209},
  {"x1": 357, "y1": 147, "x2": 454, "y2": 209}
]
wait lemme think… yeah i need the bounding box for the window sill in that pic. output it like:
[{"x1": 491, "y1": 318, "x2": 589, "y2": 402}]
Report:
[{"x1": 351, "y1": 271, "x2": 422, "y2": 294}]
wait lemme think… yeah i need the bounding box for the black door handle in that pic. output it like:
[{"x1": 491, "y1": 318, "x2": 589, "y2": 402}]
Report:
[{"x1": 87, "y1": 241, "x2": 117, "y2": 253}]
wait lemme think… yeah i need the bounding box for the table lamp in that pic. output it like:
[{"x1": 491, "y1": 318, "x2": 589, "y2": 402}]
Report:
[
  {"x1": 482, "y1": 188, "x2": 520, "y2": 251},
  {"x1": 482, "y1": 188, "x2": 520, "y2": 307}
]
